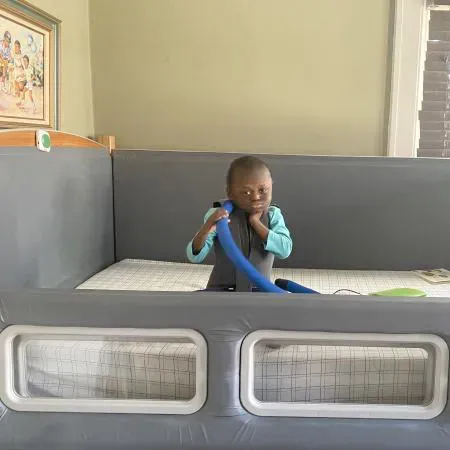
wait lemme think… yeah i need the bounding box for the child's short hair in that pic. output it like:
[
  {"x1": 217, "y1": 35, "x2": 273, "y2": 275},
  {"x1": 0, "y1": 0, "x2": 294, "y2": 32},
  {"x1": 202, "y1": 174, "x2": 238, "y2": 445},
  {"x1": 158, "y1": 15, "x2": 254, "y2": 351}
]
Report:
[
  {"x1": 23, "y1": 55, "x2": 29, "y2": 63},
  {"x1": 226, "y1": 156, "x2": 271, "y2": 186}
]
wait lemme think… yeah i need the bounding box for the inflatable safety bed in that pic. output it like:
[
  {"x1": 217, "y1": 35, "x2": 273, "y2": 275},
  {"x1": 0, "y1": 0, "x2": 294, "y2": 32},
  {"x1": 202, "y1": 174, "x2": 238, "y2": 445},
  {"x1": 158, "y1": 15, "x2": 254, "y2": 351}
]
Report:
[{"x1": 1, "y1": 129, "x2": 450, "y2": 449}]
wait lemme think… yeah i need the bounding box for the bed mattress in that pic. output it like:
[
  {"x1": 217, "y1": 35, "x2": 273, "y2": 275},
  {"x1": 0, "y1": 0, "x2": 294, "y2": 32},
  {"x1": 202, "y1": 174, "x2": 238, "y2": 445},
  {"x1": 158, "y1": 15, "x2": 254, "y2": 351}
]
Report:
[
  {"x1": 77, "y1": 258, "x2": 450, "y2": 297},
  {"x1": 20, "y1": 340, "x2": 197, "y2": 401},
  {"x1": 62, "y1": 260, "x2": 437, "y2": 406},
  {"x1": 254, "y1": 344, "x2": 429, "y2": 405},
  {"x1": 65, "y1": 259, "x2": 442, "y2": 404},
  {"x1": 20, "y1": 339, "x2": 429, "y2": 406}
]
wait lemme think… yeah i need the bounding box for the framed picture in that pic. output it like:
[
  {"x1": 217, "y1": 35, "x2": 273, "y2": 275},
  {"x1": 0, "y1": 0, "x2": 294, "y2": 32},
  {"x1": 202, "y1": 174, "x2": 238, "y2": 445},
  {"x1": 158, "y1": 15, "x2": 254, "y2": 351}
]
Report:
[{"x1": 0, "y1": 0, "x2": 60, "y2": 129}]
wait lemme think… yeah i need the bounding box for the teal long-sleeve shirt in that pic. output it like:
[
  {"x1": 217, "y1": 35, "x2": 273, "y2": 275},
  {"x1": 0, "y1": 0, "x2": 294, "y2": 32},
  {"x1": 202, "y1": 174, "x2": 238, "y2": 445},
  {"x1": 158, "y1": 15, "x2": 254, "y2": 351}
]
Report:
[{"x1": 186, "y1": 206, "x2": 293, "y2": 263}]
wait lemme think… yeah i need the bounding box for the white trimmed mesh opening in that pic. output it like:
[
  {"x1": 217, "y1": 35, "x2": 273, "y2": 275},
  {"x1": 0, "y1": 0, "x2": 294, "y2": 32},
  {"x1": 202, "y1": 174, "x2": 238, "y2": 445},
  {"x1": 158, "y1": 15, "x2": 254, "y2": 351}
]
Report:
[
  {"x1": 15, "y1": 337, "x2": 197, "y2": 401},
  {"x1": 254, "y1": 343, "x2": 432, "y2": 406}
]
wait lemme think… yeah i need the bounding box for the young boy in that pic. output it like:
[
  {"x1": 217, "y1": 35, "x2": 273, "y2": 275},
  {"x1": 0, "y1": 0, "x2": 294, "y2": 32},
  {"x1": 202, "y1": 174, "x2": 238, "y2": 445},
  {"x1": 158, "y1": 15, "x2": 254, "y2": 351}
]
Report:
[
  {"x1": 16, "y1": 55, "x2": 36, "y2": 113},
  {"x1": 186, "y1": 156, "x2": 293, "y2": 292}
]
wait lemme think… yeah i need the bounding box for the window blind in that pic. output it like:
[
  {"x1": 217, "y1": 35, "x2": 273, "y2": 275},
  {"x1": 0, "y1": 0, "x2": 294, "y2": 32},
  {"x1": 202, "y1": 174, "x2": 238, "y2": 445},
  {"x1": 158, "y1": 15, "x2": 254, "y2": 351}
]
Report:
[{"x1": 419, "y1": 4, "x2": 450, "y2": 157}]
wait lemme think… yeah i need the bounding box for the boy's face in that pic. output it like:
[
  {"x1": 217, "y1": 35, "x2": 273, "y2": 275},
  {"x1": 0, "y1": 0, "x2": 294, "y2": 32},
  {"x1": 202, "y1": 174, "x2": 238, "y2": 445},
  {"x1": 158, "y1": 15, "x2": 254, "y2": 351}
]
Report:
[{"x1": 227, "y1": 168, "x2": 273, "y2": 214}]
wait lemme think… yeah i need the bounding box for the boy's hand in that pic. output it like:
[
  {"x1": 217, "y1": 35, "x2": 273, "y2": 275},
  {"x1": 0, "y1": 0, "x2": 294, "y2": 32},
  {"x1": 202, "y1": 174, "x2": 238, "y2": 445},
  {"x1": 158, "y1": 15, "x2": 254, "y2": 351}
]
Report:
[
  {"x1": 248, "y1": 211, "x2": 263, "y2": 226},
  {"x1": 192, "y1": 208, "x2": 230, "y2": 254},
  {"x1": 205, "y1": 208, "x2": 229, "y2": 233},
  {"x1": 248, "y1": 211, "x2": 269, "y2": 242}
]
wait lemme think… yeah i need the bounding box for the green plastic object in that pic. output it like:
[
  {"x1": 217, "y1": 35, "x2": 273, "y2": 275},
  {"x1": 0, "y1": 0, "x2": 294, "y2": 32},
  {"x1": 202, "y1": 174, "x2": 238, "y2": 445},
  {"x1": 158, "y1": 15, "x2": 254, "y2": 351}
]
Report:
[
  {"x1": 371, "y1": 288, "x2": 427, "y2": 297},
  {"x1": 42, "y1": 133, "x2": 51, "y2": 148}
]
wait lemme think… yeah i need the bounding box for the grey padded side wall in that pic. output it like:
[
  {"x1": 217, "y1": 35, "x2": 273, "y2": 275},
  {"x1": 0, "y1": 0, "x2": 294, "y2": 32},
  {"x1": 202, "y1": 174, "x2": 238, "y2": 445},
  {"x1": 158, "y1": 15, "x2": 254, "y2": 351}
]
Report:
[
  {"x1": 0, "y1": 146, "x2": 114, "y2": 288},
  {"x1": 0, "y1": 290, "x2": 450, "y2": 449},
  {"x1": 114, "y1": 150, "x2": 450, "y2": 270}
]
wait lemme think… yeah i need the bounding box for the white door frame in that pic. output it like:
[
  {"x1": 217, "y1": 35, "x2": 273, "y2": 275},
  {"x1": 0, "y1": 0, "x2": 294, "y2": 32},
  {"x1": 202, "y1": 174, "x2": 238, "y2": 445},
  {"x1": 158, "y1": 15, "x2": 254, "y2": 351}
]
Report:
[{"x1": 388, "y1": 0, "x2": 429, "y2": 157}]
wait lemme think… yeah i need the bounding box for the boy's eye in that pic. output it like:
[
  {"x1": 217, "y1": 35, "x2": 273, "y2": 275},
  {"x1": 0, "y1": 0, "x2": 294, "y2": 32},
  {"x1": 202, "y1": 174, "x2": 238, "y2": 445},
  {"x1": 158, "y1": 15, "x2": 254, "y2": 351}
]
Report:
[{"x1": 239, "y1": 187, "x2": 269, "y2": 197}]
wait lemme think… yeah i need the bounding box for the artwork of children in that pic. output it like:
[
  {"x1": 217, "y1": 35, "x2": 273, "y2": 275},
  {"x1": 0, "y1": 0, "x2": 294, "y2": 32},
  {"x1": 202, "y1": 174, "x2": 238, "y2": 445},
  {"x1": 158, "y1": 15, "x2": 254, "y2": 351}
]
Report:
[
  {"x1": 0, "y1": 24, "x2": 44, "y2": 116},
  {"x1": 0, "y1": 1, "x2": 59, "y2": 129}
]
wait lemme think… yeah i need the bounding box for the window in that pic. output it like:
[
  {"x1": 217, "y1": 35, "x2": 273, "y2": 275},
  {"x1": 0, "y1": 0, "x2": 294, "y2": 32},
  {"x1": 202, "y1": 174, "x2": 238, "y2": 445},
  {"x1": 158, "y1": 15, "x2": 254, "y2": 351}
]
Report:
[
  {"x1": 418, "y1": 3, "x2": 450, "y2": 156},
  {"x1": 389, "y1": 0, "x2": 450, "y2": 157},
  {"x1": 241, "y1": 331, "x2": 448, "y2": 419},
  {"x1": 0, "y1": 326, "x2": 207, "y2": 414}
]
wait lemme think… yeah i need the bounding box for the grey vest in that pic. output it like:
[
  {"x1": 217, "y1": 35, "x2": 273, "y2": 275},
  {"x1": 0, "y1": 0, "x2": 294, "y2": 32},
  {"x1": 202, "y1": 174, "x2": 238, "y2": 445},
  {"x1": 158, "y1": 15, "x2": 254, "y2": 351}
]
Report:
[{"x1": 207, "y1": 202, "x2": 275, "y2": 292}]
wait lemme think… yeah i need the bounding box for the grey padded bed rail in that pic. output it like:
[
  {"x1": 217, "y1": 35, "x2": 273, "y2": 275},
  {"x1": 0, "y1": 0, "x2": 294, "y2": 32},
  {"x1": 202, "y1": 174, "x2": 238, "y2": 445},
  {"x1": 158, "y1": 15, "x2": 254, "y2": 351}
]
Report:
[
  {"x1": 113, "y1": 150, "x2": 450, "y2": 270},
  {"x1": 0, "y1": 290, "x2": 450, "y2": 450},
  {"x1": 0, "y1": 145, "x2": 114, "y2": 288}
]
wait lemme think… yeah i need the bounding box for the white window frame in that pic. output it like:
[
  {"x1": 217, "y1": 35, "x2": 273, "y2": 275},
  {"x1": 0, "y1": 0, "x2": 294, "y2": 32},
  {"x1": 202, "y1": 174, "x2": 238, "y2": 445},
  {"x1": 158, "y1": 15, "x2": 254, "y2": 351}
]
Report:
[
  {"x1": 388, "y1": 0, "x2": 429, "y2": 157},
  {"x1": 241, "y1": 330, "x2": 448, "y2": 419},
  {"x1": 0, "y1": 325, "x2": 207, "y2": 414}
]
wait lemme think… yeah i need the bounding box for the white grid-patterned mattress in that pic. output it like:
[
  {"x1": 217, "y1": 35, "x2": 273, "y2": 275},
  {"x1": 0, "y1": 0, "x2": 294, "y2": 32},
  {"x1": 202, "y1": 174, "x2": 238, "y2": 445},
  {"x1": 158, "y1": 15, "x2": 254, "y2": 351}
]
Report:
[
  {"x1": 77, "y1": 258, "x2": 450, "y2": 297},
  {"x1": 254, "y1": 344, "x2": 429, "y2": 405},
  {"x1": 20, "y1": 340, "x2": 197, "y2": 400},
  {"x1": 70, "y1": 260, "x2": 438, "y2": 405},
  {"x1": 20, "y1": 339, "x2": 430, "y2": 406}
]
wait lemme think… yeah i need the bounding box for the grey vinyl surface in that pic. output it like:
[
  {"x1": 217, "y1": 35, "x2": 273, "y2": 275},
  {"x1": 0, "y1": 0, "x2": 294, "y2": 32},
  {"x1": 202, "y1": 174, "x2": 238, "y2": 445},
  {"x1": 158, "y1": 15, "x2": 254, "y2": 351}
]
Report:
[
  {"x1": 0, "y1": 146, "x2": 114, "y2": 289},
  {"x1": 114, "y1": 150, "x2": 450, "y2": 270},
  {"x1": 0, "y1": 289, "x2": 449, "y2": 449}
]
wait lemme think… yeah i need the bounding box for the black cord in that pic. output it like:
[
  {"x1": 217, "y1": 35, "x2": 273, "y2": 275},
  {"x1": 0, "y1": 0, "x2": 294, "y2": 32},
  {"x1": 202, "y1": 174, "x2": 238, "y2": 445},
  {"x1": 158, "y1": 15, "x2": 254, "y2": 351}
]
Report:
[{"x1": 332, "y1": 289, "x2": 362, "y2": 295}]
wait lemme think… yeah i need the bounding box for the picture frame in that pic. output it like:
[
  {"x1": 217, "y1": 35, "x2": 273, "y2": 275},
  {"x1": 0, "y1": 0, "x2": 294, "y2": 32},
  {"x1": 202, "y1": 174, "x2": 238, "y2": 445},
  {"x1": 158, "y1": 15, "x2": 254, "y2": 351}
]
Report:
[{"x1": 0, "y1": 0, "x2": 60, "y2": 129}]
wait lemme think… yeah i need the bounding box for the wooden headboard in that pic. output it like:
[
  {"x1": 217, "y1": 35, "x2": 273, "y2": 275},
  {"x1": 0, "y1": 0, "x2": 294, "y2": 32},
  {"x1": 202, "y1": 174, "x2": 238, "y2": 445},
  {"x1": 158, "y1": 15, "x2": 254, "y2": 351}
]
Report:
[{"x1": 0, "y1": 129, "x2": 106, "y2": 149}]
